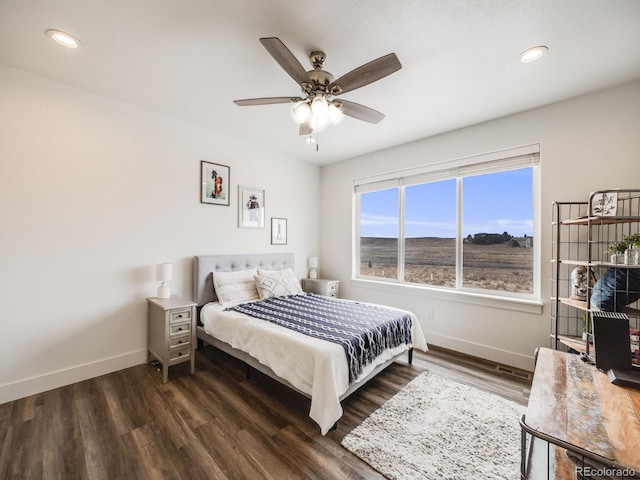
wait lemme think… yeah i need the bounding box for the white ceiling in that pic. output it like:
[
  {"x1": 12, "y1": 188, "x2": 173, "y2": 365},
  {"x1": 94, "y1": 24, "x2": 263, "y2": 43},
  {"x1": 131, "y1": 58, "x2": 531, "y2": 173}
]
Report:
[{"x1": 1, "y1": 0, "x2": 639, "y2": 165}]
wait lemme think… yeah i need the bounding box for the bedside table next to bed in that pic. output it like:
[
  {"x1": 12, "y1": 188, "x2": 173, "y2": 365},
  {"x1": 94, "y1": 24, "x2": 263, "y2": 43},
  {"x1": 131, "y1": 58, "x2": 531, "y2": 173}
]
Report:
[
  {"x1": 301, "y1": 278, "x2": 340, "y2": 298},
  {"x1": 147, "y1": 295, "x2": 197, "y2": 383}
]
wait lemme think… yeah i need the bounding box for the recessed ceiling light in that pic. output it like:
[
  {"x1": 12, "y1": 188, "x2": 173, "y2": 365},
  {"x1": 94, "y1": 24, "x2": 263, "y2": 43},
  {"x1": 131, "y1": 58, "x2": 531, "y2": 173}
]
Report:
[
  {"x1": 45, "y1": 29, "x2": 81, "y2": 48},
  {"x1": 519, "y1": 46, "x2": 547, "y2": 63}
]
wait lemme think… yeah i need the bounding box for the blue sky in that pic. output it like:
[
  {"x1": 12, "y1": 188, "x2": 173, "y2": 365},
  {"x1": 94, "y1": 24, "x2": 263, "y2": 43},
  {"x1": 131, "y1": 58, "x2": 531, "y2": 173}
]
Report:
[{"x1": 360, "y1": 168, "x2": 533, "y2": 238}]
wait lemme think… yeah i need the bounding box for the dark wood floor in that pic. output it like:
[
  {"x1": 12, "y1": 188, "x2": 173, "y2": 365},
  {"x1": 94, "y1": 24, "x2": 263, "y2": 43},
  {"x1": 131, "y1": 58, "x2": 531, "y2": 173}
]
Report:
[{"x1": 0, "y1": 346, "x2": 531, "y2": 480}]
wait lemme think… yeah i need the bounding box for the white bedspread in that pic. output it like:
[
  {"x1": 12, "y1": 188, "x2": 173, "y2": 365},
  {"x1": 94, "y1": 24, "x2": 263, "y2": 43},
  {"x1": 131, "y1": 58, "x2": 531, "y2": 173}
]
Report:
[{"x1": 201, "y1": 299, "x2": 428, "y2": 434}]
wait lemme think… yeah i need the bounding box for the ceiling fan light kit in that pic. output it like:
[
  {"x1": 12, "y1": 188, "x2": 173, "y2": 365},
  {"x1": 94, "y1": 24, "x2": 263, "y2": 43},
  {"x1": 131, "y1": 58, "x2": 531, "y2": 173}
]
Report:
[
  {"x1": 234, "y1": 37, "x2": 402, "y2": 149},
  {"x1": 293, "y1": 95, "x2": 343, "y2": 134}
]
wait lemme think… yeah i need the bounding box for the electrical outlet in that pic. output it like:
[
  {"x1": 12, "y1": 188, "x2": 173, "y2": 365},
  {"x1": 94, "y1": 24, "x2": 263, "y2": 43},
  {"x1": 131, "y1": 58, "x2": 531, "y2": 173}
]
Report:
[{"x1": 426, "y1": 308, "x2": 434, "y2": 320}]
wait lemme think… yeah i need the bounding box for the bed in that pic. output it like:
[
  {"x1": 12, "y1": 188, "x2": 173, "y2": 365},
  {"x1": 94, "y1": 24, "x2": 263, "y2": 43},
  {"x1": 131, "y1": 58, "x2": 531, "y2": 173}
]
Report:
[{"x1": 193, "y1": 252, "x2": 428, "y2": 434}]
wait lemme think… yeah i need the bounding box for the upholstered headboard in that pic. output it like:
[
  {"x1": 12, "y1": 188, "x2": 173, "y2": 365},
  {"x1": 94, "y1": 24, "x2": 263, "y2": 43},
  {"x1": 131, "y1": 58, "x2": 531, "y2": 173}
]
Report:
[{"x1": 192, "y1": 252, "x2": 295, "y2": 306}]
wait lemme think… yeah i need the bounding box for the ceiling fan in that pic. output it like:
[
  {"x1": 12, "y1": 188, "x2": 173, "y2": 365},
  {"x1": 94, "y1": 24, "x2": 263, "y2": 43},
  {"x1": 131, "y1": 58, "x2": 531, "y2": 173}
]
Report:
[{"x1": 234, "y1": 37, "x2": 402, "y2": 144}]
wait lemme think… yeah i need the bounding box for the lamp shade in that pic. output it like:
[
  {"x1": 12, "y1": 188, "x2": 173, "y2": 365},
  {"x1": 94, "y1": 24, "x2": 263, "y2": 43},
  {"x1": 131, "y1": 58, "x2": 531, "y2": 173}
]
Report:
[
  {"x1": 311, "y1": 96, "x2": 328, "y2": 116},
  {"x1": 308, "y1": 257, "x2": 318, "y2": 268},
  {"x1": 327, "y1": 102, "x2": 344, "y2": 125},
  {"x1": 156, "y1": 263, "x2": 172, "y2": 282},
  {"x1": 292, "y1": 101, "x2": 311, "y2": 124}
]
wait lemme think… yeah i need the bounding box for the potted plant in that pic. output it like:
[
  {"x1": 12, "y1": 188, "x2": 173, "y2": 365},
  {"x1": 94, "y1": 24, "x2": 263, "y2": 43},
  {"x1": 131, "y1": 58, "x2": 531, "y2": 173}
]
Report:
[
  {"x1": 580, "y1": 313, "x2": 592, "y2": 341},
  {"x1": 607, "y1": 232, "x2": 640, "y2": 260}
]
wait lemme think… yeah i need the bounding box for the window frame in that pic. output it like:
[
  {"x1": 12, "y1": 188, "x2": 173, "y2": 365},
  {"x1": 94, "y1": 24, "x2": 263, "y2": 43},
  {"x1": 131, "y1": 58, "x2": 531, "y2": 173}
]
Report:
[{"x1": 354, "y1": 144, "x2": 541, "y2": 305}]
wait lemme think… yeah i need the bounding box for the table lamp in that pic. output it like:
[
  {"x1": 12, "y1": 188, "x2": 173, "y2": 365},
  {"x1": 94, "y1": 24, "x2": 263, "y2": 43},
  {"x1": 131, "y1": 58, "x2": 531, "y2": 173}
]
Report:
[
  {"x1": 308, "y1": 257, "x2": 318, "y2": 279},
  {"x1": 156, "y1": 263, "x2": 172, "y2": 298}
]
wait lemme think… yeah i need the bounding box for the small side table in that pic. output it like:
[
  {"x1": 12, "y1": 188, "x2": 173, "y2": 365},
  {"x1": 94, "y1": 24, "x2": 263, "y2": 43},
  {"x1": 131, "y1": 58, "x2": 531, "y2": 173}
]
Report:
[
  {"x1": 147, "y1": 295, "x2": 197, "y2": 383},
  {"x1": 301, "y1": 278, "x2": 340, "y2": 298}
]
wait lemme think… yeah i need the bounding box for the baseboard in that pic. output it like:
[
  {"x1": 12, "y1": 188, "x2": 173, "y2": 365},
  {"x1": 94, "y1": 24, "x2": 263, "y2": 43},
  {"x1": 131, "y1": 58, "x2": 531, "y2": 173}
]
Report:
[
  {"x1": 424, "y1": 332, "x2": 536, "y2": 372},
  {"x1": 0, "y1": 348, "x2": 147, "y2": 405}
]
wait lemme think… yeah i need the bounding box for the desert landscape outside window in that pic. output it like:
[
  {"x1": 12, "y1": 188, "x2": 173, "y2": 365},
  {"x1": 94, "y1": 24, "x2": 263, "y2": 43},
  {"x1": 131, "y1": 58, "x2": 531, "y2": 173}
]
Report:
[
  {"x1": 359, "y1": 187, "x2": 398, "y2": 279},
  {"x1": 356, "y1": 147, "x2": 539, "y2": 300},
  {"x1": 404, "y1": 179, "x2": 457, "y2": 287},
  {"x1": 462, "y1": 168, "x2": 533, "y2": 293}
]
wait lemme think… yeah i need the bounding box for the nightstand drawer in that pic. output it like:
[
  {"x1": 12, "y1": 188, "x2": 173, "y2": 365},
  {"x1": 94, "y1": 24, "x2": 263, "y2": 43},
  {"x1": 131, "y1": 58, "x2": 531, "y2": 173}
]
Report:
[
  {"x1": 169, "y1": 344, "x2": 190, "y2": 360},
  {"x1": 169, "y1": 322, "x2": 190, "y2": 335},
  {"x1": 170, "y1": 333, "x2": 190, "y2": 347},
  {"x1": 170, "y1": 309, "x2": 191, "y2": 323}
]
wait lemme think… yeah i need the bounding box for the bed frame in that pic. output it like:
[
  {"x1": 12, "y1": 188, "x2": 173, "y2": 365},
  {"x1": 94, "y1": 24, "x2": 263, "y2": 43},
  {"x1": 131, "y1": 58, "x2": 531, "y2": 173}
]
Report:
[{"x1": 192, "y1": 252, "x2": 411, "y2": 404}]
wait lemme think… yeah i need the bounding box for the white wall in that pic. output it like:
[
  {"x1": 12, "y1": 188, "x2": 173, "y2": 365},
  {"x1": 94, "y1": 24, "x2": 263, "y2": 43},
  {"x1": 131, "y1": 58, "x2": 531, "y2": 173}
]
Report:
[
  {"x1": 320, "y1": 80, "x2": 640, "y2": 371},
  {"x1": 0, "y1": 65, "x2": 320, "y2": 403}
]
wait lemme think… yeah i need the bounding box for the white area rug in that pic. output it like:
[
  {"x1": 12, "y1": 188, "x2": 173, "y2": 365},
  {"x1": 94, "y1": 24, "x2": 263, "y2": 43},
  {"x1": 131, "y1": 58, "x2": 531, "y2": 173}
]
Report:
[{"x1": 341, "y1": 372, "x2": 524, "y2": 480}]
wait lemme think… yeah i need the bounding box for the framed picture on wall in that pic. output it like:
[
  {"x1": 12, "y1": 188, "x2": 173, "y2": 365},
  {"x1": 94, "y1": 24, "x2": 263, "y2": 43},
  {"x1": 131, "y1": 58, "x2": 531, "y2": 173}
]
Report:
[
  {"x1": 201, "y1": 161, "x2": 230, "y2": 206},
  {"x1": 590, "y1": 191, "x2": 618, "y2": 216},
  {"x1": 271, "y1": 218, "x2": 287, "y2": 245},
  {"x1": 238, "y1": 185, "x2": 265, "y2": 228}
]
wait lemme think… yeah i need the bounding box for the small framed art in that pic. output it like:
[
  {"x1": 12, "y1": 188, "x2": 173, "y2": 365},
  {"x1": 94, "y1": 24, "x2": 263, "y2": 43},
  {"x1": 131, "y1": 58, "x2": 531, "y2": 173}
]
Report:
[
  {"x1": 271, "y1": 218, "x2": 287, "y2": 245},
  {"x1": 239, "y1": 185, "x2": 265, "y2": 228},
  {"x1": 201, "y1": 161, "x2": 230, "y2": 206},
  {"x1": 590, "y1": 191, "x2": 618, "y2": 216}
]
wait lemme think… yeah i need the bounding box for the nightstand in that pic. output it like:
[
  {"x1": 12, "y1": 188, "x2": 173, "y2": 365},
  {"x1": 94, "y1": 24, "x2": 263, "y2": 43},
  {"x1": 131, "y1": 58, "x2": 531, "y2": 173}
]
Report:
[
  {"x1": 301, "y1": 278, "x2": 340, "y2": 297},
  {"x1": 147, "y1": 295, "x2": 197, "y2": 383}
]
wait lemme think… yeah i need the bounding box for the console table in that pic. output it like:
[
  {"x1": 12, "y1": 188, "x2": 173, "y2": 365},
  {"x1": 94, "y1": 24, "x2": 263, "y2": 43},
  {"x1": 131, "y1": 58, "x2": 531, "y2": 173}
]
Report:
[{"x1": 520, "y1": 348, "x2": 640, "y2": 479}]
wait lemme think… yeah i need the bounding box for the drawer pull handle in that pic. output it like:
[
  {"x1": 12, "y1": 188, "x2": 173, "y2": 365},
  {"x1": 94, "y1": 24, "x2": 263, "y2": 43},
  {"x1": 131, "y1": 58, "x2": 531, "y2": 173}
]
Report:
[
  {"x1": 177, "y1": 314, "x2": 183, "y2": 318},
  {"x1": 178, "y1": 352, "x2": 183, "y2": 356},
  {"x1": 177, "y1": 327, "x2": 183, "y2": 331},
  {"x1": 178, "y1": 340, "x2": 182, "y2": 344}
]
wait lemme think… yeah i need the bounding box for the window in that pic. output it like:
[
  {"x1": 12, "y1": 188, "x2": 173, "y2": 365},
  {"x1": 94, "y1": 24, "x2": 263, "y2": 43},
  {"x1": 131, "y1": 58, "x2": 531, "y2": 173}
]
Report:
[
  {"x1": 404, "y1": 179, "x2": 456, "y2": 287},
  {"x1": 355, "y1": 146, "x2": 540, "y2": 300},
  {"x1": 359, "y1": 188, "x2": 398, "y2": 279},
  {"x1": 462, "y1": 168, "x2": 534, "y2": 293}
]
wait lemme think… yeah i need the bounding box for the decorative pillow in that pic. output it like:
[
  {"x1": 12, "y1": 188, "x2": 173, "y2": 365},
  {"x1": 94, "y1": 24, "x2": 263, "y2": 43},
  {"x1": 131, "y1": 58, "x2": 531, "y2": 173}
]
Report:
[
  {"x1": 212, "y1": 269, "x2": 259, "y2": 307},
  {"x1": 254, "y1": 268, "x2": 303, "y2": 300}
]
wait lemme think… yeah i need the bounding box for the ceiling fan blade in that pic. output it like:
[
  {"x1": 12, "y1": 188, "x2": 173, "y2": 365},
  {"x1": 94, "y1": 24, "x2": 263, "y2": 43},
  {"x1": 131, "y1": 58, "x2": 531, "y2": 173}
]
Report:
[
  {"x1": 260, "y1": 37, "x2": 312, "y2": 88},
  {"x1": 338, "y1": 100, "x2": 385, "y2": 124},
  {"x1": 328, "y1": 53, "x2": 402, "y2": 95},
  {"x1": 234, "y1": 96, "x2": 302, "y2": 106},
  {"x1": 299, "y1": 122, "x2": 313, "y2": 135}
]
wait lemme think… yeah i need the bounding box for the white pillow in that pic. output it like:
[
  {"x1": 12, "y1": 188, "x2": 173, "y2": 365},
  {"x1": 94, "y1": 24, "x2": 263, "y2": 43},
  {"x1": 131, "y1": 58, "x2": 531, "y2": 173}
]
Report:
[
  {"x1": 254, "y1": 268, "x2": 303, "y2": 300},
  {"x1": 212, "y1": 269, "x2": 259, "y2": 307}
]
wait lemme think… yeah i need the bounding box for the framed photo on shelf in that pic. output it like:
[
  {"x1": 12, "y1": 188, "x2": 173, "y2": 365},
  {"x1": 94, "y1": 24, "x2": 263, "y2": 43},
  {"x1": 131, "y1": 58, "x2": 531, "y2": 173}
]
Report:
[
  {"x1": 271, "y1": 218, "x2": 287, "y2": 245},
  {"x1": 238, "y1": 186, "x2": 265, "y2": 228},
  {"x1": 200, "y1": 161, "x2": 230, "y2": 206},
  {"x1": 590, "y1": 191, "x2": 618, "y2": 216}
]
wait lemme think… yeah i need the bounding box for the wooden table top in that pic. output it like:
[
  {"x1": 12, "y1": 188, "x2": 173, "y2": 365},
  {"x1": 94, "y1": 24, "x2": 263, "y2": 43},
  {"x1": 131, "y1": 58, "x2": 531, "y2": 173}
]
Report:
[{"x1": 524, "y1": 347, "x2": 640, "y2": 471}]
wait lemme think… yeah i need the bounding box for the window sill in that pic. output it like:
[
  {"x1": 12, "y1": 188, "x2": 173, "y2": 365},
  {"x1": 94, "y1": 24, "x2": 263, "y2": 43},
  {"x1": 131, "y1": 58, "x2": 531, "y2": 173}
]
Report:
[{"x1": 349, "y1": 278, "x2": 544, "y2": 315}]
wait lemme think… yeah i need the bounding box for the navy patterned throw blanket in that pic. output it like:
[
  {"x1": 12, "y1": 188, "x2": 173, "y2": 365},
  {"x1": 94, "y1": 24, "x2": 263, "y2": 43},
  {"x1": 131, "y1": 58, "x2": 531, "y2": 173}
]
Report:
[{"x1": 228, "y1": 293, "x2": 413, "y2": 384}]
